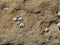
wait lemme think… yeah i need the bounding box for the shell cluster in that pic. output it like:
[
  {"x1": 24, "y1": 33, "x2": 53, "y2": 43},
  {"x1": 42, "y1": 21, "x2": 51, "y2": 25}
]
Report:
[{"x1": 12, "y1": 16, "x2": 25, "y2": 28}]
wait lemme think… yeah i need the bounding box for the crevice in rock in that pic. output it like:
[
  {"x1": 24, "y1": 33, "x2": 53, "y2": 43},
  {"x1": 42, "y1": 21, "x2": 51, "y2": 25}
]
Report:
[
  {"x1": 1, "y1": 43, "x2": 14, "y2": 45},
  {"x1": 27, "y1": 10, "x2": 40, "y2": 14},
  {"x1": 48, "y1": 20, "x2": 58, "y2": 27},
  {"x1": 23, "y1": 0, "x2": 27, "y2": 3}
]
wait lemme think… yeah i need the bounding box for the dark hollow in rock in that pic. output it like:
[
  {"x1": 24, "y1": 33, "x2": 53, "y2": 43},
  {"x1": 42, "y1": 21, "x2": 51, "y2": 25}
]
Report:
[
  {"x1": 56, "y1": 9, "x2": 58, "y2": 13},
  {"x1": 17, "y1": 42, "x2": 24, "y2": 45},
  {"x1": 58, "y1": 26, "x2": 60, "y2": 30},
  {"x1": 27, "y1": 10, "x2": 41, "y2": 14},
  {"x1": 33, "y1": 11, "x2": 40, "y2": 14},
  {"x1": 57, "y1": 15, "x2": 60, "y2": 18},
  {"x1": 23, "y1": 0, "x2": 27, "y2": 3},
  {"x1": 1, "y1": 43, "x2": 14, "y2": 45},
  {"x1": 48, "y1": 20, "x2": 58, "y2": 27},
  {"x1": 42, "y1": 42, "x2": 46, "y2": 45},
  {"x1": 27, "y1": 10, "x2": 45, "y2": 16},
  {"x1": 40, "y1": 21, "x2": 44, "y2": 25},
  {"x1": 17, "y1": 43, "x2": 23, "y2": 45}
]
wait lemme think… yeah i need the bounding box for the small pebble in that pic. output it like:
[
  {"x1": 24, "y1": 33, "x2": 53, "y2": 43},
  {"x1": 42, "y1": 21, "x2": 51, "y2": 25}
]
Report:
[
  {"x1": 18, "y1": 17, "x2": 24, "y2": 21},
  {"x1": 18, "y1": 23, "x2": 25, "y2": 28},
  {"x1": 12, "y1": 17, "x2": 18, "y2": 22},
  {"x1": 45, "y1": 28, "x2": 49, "y2": 32},
  {"x1": 57, "y1": 12, "x2": 60, "y2": 17}
]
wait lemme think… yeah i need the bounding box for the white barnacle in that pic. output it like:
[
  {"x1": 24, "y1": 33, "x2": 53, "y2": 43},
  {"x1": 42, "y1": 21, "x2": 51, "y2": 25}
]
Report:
[
  {"x1": 12, "y1": 17, "x2": 18, "y2": 22},
  {"x1": 45, "y1": 28, "x2": 49, "y2": 32},
  {"x1": 18, "y1": 17, "x2": 24, "y2": 21},
  {"x1": 3, "y1": 7, "x2": 9, "y2": 11},
  {"x1": 57, "y1": 23, "x2": 60, "y2": 27},
  {"x1": 57, "y1": 23, "x2": 60, "y2": 31},
  {"x1": 57, "y1": 12, "x2": 60, "y2": 17},
  {"x1": 18, "y1": 23, "x2": 25, "y2": 28}
]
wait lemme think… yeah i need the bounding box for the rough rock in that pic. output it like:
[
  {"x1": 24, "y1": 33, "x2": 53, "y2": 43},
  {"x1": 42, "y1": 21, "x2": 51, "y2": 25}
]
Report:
[{"x1": 0, "y1": 0, "x2": 60, "y2": 45}]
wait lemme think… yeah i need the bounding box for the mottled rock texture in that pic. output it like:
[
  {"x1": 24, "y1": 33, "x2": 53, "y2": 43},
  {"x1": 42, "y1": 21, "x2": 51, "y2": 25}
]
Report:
[{"x1": 0, "y1": 0, "x2": 60, "y2": 45}]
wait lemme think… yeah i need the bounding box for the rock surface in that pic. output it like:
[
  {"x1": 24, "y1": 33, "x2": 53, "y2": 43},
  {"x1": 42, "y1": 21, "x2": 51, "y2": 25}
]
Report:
[{"x1": 0, "y1": 0, "x2": 60, "y2": 45}]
